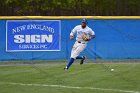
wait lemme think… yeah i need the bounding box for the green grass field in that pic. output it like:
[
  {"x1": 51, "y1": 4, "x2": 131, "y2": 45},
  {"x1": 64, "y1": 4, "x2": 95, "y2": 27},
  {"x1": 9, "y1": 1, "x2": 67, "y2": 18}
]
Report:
[{"x1": 0, "y1": 62, "x2": 140, "y2": 93}]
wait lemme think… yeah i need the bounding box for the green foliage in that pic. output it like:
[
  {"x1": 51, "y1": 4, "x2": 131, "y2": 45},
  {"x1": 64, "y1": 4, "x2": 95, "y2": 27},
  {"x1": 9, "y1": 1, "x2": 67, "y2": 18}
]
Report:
[{"x1": 0, "y1": 0, "x2": 139, "y2": 15}]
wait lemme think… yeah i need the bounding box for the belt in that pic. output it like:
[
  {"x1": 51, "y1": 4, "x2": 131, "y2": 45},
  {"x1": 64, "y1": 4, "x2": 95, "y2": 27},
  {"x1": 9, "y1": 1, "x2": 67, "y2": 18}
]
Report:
[{"x1": 78, "y1": 41, "x2": 86, "y2": 44}]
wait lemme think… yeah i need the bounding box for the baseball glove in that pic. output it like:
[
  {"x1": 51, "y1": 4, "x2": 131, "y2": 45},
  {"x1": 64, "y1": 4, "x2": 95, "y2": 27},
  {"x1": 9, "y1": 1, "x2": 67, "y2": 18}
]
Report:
[{"x1": 82, "y1": 34, "x2": 90, "y2": 41}]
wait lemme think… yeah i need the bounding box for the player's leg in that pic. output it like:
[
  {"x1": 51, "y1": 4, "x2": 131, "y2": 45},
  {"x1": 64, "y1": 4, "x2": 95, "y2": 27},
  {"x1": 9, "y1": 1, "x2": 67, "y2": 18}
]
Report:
[
  {"x1": 64, "y1": 43, "x2": 77, "y2": 70},
  {"x1": 64, "y1": 58, "x2": 75, "y2": 70},
  {"x1": 76, "y1": 55, "x2": 86, "y2": 65},
  {"x1": 64, "y1": 43, "x2": 86, "y2": 70},
  {"x1": 76, "y1": 56, "x2": 86, "y2": 64},
  {"x1": 75, "y1": 44, "x2": 86, "y2": 64},
  {"x1": 80, "y1": 56, "x2": 86, "y2": 65},
  {"x1": 76, "y1": 56, "x2": 83, "y2": 59},
  {"x1": 66, "y1": 44, "x2": 86, "y2": 69},
  {"x1": 74, "y1": 44, "x2": 86, "y2": 58}
]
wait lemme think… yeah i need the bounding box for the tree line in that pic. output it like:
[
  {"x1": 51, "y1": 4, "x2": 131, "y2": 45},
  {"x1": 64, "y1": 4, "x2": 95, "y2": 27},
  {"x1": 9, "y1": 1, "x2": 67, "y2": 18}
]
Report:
[{"x1": 0, "y1": 0, "x2": 139, "y2": 16}]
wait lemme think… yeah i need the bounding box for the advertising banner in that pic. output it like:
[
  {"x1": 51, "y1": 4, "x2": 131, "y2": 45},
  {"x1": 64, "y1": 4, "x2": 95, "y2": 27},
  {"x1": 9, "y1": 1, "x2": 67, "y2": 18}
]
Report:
[{"x1": 6, "y1": 20, "x2": 61, "y2": 51}]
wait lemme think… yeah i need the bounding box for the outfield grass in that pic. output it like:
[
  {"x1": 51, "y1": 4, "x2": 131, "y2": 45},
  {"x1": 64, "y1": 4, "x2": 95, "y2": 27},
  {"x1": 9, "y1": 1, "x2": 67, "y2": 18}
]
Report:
[{"x1": 0, "y1": 63, "x2": 140, "y2": 93}]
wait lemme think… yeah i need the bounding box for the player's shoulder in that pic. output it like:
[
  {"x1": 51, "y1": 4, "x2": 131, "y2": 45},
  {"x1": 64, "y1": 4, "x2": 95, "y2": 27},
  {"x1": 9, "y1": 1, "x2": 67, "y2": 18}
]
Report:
[
  {"x1": 86, "y1": 26, "x2": 93, "y2": 31},
  {"x1": 75, "y1": 25, "x2": 81, "y2": 28},
  {"x1": 73, "y1": 25, "x2": 81, "y2": 30}
]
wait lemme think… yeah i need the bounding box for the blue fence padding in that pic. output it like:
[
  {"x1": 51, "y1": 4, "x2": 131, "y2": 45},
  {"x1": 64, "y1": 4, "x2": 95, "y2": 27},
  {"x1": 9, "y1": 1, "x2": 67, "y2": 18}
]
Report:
[
  {"x1": 0, "y1": 19, "x2": 140, "y2": 60},
  {"x1": 94, "y1": 20, "x2": 140, "y2": 59}
]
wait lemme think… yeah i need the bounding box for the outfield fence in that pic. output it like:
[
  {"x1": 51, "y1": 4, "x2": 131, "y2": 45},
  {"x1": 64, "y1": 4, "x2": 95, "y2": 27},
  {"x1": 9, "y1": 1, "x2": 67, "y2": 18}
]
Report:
[{"x1": 0, "y1": 16, "x2": 140, "y2": 61}]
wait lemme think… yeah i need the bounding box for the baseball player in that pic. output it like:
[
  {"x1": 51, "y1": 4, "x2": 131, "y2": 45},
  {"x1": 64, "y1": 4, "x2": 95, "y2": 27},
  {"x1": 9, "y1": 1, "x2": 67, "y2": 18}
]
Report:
[{"x1": 64, "y1": 18, "x2": 95, "y2": 70}]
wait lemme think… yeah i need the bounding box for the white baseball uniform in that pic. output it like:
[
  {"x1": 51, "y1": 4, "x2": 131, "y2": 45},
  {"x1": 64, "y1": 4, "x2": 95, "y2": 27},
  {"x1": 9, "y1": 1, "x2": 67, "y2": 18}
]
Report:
[{"x1": 70, "y1": 25, "x2": 95, "y2": 59}]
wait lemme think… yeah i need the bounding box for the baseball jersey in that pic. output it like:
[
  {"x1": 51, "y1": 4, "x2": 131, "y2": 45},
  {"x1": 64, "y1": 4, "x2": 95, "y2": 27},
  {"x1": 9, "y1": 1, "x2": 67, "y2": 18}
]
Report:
[{"x1": 70, "y1": 25, "x2": 95, "y2": 43}]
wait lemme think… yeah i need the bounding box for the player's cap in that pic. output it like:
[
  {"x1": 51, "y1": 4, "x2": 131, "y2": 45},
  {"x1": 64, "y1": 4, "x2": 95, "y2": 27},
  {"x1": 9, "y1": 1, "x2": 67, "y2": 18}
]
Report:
[{"x1": 81, "y1": 18, "x2": 88, "y2": 24}]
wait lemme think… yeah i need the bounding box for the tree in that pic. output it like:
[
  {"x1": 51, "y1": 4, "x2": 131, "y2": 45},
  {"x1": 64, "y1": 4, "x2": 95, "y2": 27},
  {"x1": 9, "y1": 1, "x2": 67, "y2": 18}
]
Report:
[{"x1": 0, "y1": 0, "x2": 139, "y2": 16}]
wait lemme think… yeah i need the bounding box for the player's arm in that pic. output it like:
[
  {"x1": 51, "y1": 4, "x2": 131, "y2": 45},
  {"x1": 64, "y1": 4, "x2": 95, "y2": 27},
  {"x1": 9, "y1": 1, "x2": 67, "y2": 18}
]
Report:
[
  {"x1": 70, "y1": 35, "x2": 74, "y2": 40},
  {"x1": 87, "y1": 29, "x2": 95, "y2": 41},
  {"x1": 87, "y1": 35, "x2": 95, "y2": 41},
  {"x1": 70, "y1": 26, "x2": 77, "y2": 40},
  {"x1": 90, "y1": 35, "x2": 95, "y2": 39}
]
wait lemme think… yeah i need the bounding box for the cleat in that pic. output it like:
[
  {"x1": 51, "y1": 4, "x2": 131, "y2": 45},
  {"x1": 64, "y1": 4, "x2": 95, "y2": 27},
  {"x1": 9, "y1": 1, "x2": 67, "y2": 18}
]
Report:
[
  {"x1": 64, "y1": 67, "x2": 68, "y2": 70},
  {"x1": 80, "y1": 56, "x2": 86, "y2": 65}
]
